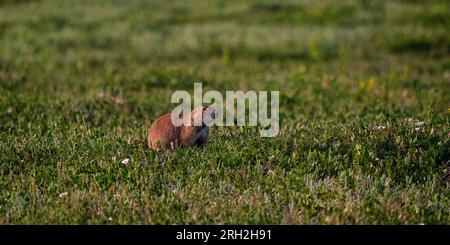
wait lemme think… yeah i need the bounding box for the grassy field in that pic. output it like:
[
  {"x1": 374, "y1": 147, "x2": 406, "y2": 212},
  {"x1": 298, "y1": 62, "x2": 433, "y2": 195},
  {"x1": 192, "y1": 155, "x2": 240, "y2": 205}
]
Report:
[{"x1": 0, "y1": 0, "x2": 449, "y2": 224}]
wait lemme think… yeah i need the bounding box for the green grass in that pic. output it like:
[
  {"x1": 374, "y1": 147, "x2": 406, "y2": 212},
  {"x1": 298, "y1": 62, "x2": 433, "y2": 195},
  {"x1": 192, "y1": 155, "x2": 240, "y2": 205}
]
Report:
[{"x1": 0, "y1": 0, "x2": 449, "y2": 224}]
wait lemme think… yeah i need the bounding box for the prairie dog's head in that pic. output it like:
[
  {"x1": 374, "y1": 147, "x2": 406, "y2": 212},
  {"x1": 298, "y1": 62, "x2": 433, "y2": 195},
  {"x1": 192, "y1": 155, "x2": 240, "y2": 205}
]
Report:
[
  {"x1": 180, "y1": 105, "x2": 216, "y2": 144},
  {"x1": 190, "y1": 105, "x2": 216, "y2": 127}
]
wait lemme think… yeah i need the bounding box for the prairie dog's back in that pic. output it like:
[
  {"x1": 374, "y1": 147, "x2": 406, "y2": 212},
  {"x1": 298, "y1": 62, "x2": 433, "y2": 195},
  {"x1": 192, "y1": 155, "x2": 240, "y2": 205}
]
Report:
[{"x1": 147, "y1": 113, "x2": 180, "y2": 150}]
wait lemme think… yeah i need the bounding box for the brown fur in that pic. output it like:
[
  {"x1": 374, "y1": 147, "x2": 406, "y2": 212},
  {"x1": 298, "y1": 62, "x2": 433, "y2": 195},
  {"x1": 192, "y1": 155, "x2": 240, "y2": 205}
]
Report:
[{"x1": 147, "y1": 106, "x2": 214, "y2": 150}]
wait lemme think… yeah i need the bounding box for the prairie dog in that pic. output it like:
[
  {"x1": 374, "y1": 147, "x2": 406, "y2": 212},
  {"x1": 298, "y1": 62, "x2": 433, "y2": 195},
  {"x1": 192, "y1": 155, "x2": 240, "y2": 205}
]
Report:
[{"x1": 147, "y1": 105, "x2": 215, "y2": 150}]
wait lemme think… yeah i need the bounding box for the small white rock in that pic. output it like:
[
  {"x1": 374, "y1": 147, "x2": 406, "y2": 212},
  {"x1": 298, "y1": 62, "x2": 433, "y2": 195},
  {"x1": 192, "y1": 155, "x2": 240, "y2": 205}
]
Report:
[
  {"x1": 372, "y1": 125, "x2": 386, "y2": 131},
  {"x1": 119, "y1": 158, "x2": 130, "y2": 167},
  {"x1": 59, "y1": 192, "x2": 68, "y2": 197}
]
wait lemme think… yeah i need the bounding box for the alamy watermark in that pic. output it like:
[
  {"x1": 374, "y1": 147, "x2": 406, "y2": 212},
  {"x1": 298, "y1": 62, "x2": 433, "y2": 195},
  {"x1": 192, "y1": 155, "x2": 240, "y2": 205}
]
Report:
[{"x1": 171, "y1": 83, "x2": 279, "y2": 137}]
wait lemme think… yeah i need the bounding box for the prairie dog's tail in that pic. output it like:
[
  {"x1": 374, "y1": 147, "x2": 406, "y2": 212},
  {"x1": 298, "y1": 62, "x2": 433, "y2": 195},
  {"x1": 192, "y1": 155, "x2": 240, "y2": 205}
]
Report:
[{"x1": 134, "y1": 139, "x2": 149, "y2": 149}]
